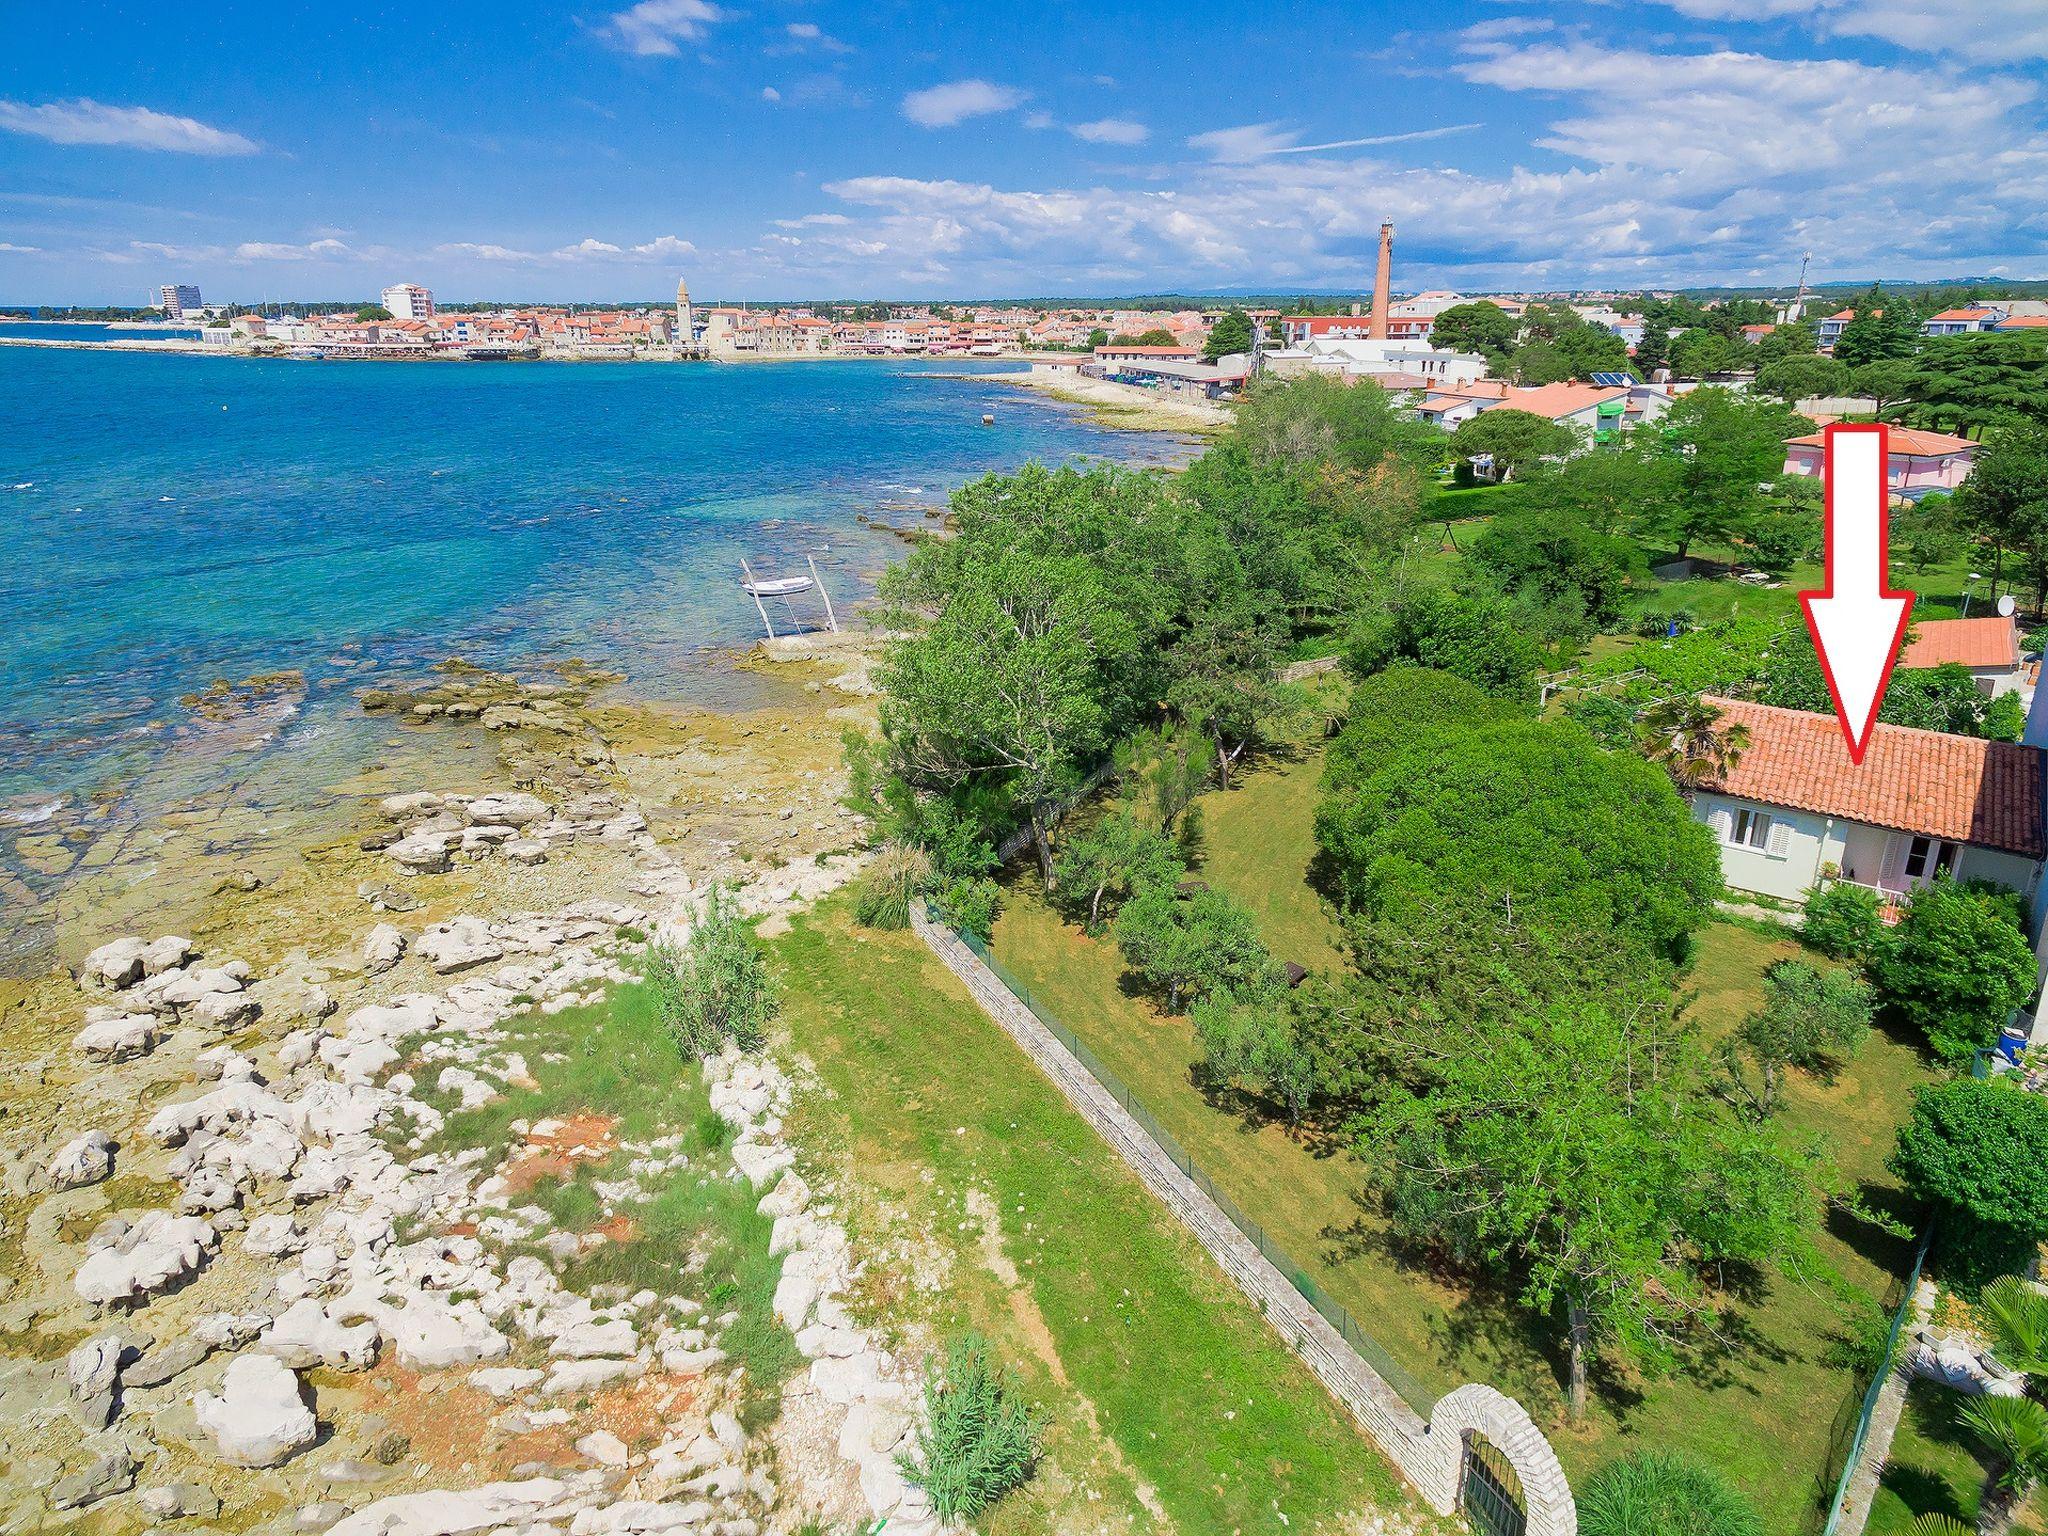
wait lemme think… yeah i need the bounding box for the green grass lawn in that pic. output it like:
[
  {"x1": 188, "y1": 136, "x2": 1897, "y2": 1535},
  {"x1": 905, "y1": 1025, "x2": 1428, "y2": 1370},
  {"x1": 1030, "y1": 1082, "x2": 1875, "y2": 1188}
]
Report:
[
  {"x1": 987, "y1": 745, "x2": 1942, "y2": 1532},
  {"x1": 772, "y1": 902, "x2": 1419, "y2": 1536}
]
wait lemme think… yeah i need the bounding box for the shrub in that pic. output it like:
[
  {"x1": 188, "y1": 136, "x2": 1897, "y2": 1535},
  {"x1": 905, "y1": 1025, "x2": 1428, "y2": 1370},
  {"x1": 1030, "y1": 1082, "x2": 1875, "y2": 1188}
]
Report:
[
  {"x1": 1322, "y1": 665, "x2": 1504, "y2": 795},
  {"x1": 1893, "y1": 1076, "x2": 2048, "y2": 1290},
  {"x1": 853, "y1": 842, "x2": 933, "y2": 930},
  {"x1": 647, "y1": 886, "x2": 779, "y2": 1059},
  {"x1": 1872, "y1": 877, "x2": 2037, "y2": 1061},
  {"x1": 933, "y1": 875, "x2": 1000, "y2": 938},
  {"x1": 1114, "y1": 884, "x2": 1271, "y2": 1013},
  {"x1": 1578, "y1": 1449, "x2": 1763, "y2": 1536},
  {"x1": 1800, "y1": 881, "x2": 1884, "y2": 961},
  {"x1": 1345, "y1": 585, "x2": 1546, "y2": 699},
  {"x1": 901, "y1": 1336, "x2": 1041, "y2": 1523}
]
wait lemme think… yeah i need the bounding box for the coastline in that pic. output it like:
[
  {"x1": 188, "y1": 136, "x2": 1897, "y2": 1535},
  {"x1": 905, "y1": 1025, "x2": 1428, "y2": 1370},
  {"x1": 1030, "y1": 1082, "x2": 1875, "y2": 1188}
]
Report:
[{"x1": 962, "y1": 367, "x2": 1233, "y2": 434}]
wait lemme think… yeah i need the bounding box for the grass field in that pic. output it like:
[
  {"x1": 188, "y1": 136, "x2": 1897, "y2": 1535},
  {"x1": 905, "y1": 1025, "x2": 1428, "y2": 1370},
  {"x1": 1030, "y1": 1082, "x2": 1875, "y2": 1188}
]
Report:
[
  {"x1": 772, "y1": 902, "x2": 1420, "y2": 1536},
  {"x1": 986, "y1": 744, "x2": 1942, "y2": 1531},
  {"x1": 1866, "y1": 1381, "x2": 2048, "y2": 1535}
]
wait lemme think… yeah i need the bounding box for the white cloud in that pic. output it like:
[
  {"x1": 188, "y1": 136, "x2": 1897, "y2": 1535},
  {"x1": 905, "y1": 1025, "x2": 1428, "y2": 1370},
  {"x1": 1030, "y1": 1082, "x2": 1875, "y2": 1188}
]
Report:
[
  {"x1": 900, "y1": 79, "x2": 1027, "y2": 128},
  {"x1": 1654, "y1": 0, "x2": 2048, "y2": 59},
  {"x1": 0, "y1": 242, "x2": 42, "y2": 253},
  {"x1": 786, "y1": 22, "x2": 820, "y2": 38},
  {"x1": 761, "y1": 86, "x2": 781, "y2": 102},
  {"x1": 429, "y1": 234, "x2": 695, "y2": 265},
  {"x1": 602, "y1": 0, "x2": 722, "y2": 57},
  {"x1": 1070, "y1": 118, "x2": 1149, "y2": 145},
  {"x1": 0, "y1": 99, "x2": 258, "y2": 155},
  {"x1": 773, "y1": 212, "x2": 853, "y2": 228},
  {"x1": 629, "y1": 234, "x2": 697, "y2": 258},
  {"x1": 1189, "y1": 120, "x2": 1481, "y2": 161},
  {"x1": 555, "y1": 238, "x2": 623, "y2": 258},
  {"x1": 232, "y1": 238, "x2": 352, "y2": 261},
  {"x1": 1023, "y1": 111, "x2": 1055, "y2": 131}
]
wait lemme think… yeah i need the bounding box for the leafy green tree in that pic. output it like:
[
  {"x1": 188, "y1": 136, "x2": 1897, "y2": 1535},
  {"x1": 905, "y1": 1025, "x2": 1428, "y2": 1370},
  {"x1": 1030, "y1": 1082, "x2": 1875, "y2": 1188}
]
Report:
[
  {"x1": 1423, "y1": 300, "x2": 1517, "y2": 359},
  {"x1": 1669, "y1": 327, "x2": 1746, "y2": 380},
  {"x1": 1834, "y1": 286, "x2": 1919, "y2": 368},
  {"x1": 1113, "y1": 885, "x2": 1271, "y2": 1012},
  {"x1": 1085, "y1": 327, "x2": 1108, "y2": 349},
  {"x1": 1756, "y1": 354, "x2": 1853, "y2": 404},
  {"x1": 1634, "y1": 321, "x2": 1671, "y2": 376},
  {"x1": 1314, "y1": 715, "x2": 1721, "y2": 963},
  {"x1": 1511, "y1": 339, "x2": 1571, "y2": 385},
  {"x1": 1164, "y1": 528, "x2": 1294, "y2": 787},
  {"x1": 354, "y1": 303, "x2": 394, "y2": 322},
  {"x1": 1756, "y1": 320, "x2": 1819, "y2": 365},
  {"x1": 1578, "y1": 1450, "x2": 1764, "y2": 1536},
  {"x1": 1897, "y1": 333, "x2": 2048, "y2": 435},
  {"x1": 1360, "y1": 991, "x2": 1820, "y2": 1419},
  {"x1": 1954, "y1": 418, "x2": 2048, "y2": 609},
  {"x1": 1229, "y1": 373, "x2": 1441, "y2": 478},
  {"x1": 1193, "y1": 985, "x2": 1321, "y2": 1126},
  {"x1": 1203, "y1": 308, "x2": 1253, "y2": 360},
  {"x1": 1448, "y1": 408, "x2": 1579, "y2": 481},
  {"x1": 1130, "y1": 327, "x2": 1177, "y2": 346},
  {"x1": 1856, "y1": 358, "x2": 1921, "y2": 419},
  {"x1": 1765, "y1": 631, "x2": 2006, "y2": 736},
  {"x1": 1052, "y1": 812, "x2": 1181, "y2": 930},
  {"x1": 1471, "y1": 507, "x2": 1646, "y2": 624},
  {"x1": 1323, "y1": 666, "x2": 1507, "y2": 796},
  {"x1": 1893, "y1": 1076, "x2": 2048, "y2": 1286},
  {"x1": 1345, "y1": 585, "x2": 1547, "y2": 698},
  {"x1": 1873, "y1": 878, "x2": 2037, "y2": 1061},
  {"x1": 1636, "y1": 388, "x2": 1810, "y2": 558},
  {"x1": 1557, "y1": 324, "x2": 1630, "y2": 380},
  {"x1": 1717, "y1": 960, "x2": 1871, "y2": 1121}
]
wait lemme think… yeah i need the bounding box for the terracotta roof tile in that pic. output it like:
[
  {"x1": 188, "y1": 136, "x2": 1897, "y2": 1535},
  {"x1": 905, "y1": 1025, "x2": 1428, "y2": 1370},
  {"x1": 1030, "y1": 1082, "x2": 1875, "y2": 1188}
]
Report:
[
  {"x1": 1785, "y1": 426, "x2": 1979, "y2": 457},
  {"x1": 1698, "y1": 696, "x2": 2044, "y2": 856},
  {"x1": 1901, "y1": 617, "x2": 2022, "y2": 670}
]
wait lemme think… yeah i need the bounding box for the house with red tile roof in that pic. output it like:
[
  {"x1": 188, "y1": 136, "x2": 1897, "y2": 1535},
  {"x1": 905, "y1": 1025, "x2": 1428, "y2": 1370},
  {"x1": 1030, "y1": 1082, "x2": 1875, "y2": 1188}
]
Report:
[
  {"x1": 1783, "y1": 426, "x2": 1980, "y2": 497},
  {"x1": 1691, "y1": 696, "x2": 2046, "y2": 908},
  {"x1": 1922, "y1": 306, "x2": 2004, "y2": 336},
  {"x1": 1900, "y1": 616, "x2": 2026, "y2": 696}
]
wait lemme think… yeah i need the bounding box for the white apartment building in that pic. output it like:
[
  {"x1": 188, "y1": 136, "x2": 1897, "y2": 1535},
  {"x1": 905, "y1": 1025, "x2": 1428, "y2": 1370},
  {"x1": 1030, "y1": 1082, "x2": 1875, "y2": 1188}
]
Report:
[
  {"x1": 380, "y1": 283, "x2": 434, "y2": 321},
  {"x1": 158, "y1": 284, "x2": 202, "y2": 319}
]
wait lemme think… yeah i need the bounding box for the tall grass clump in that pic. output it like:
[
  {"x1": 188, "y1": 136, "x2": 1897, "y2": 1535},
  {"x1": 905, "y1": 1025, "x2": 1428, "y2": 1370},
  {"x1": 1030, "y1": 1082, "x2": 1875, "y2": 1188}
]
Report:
[
  {"x1": 901, "y1": 1335, "x2": 1042, "y2": 1522},
  {"x1": 854, "y1": 841, "x2": 933, "y2": 930},
  {"x1": 1578, "y1": 1449, "x2": 1762, "y2": 1536},
  {"x1": 648, "y1": 885, "x2": 779, "y2": 1059}
]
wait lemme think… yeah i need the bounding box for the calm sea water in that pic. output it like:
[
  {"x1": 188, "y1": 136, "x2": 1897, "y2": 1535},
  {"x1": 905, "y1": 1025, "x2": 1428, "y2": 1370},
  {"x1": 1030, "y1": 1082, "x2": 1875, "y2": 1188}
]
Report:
[{"x1": 0, "y1": 348, "x2": 1175, "y2": 822}]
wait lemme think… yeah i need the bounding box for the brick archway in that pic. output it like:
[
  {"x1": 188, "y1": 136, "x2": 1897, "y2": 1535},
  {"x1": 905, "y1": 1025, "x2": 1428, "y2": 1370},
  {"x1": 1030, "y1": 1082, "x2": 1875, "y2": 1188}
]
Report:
[{"x1": 1412, "y1": 1384, "x2": 1576, "y2": 1536}]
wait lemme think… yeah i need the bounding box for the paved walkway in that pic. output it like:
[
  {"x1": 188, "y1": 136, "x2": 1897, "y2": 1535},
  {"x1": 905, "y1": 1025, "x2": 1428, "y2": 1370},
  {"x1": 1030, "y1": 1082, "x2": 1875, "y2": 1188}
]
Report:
[{"x1": 910, "y1": 905, "x2": 1430, "y2": 1461}]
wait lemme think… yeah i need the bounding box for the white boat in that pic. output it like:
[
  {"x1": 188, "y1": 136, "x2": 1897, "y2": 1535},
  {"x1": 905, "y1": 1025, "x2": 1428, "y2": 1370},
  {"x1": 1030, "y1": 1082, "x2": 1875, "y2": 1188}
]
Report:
[{"x1": 739, "y1": 573, "x2": 815, "y2": 598}]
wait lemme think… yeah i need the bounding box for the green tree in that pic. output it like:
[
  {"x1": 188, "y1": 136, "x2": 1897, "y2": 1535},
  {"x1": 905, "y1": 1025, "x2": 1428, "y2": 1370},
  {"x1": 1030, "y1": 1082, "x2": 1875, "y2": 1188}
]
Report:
[
  {"x1": 1511, "y1": 340, "x2": 1571, "y2": 385},
  {"x1": 1113, "y1": 885, "x2": 1271, "y2": 1012},
  {"x1": 1634, "y1": 321, "x2": 1671, "y2": 377},
  {"x1": 1193, "y1": 984, "x2": 1321, "y2": 1126},
  {"x1": 1557, "y1": 324, "x2": 1630, "y2": 379},
  {"x1": 1873, "y1": 877, "x2": 2037, "y2": 1062},
  {"x1": 1085, "y1": 327, "x2": 1108, "y2": 349},
  {"x1": 1323, "y1": 666, "x2": 1508, "y2": 796},
  {"x1": 1448, "y1": 408, "x2": 1579, "y2": 481},
  {"x1": 1756, "y1": 354, "x2": 1853, "y2": 404},
  {"x1": 1428, "y1": 300, "x2": 1521, "y2": 359},
  {"x1": 1470, "y1": 506, "x2": 1646, "y2": 624},
  {"x1": 355, "y1": 303, "x2": 394, "y2": 322},
  {"x1": 1669, "y1": 327, "x2": 1746, "y2": 380},
  {"x1": 1756, "y1": 320, "x2": 1819, "y2": 365},
  {"x1": 1898, "y1": 333, "x2": 2048, "y2": 435},
  {"x1": 1360, "y1": 992, "x2": 1819, "y2": 1419},
  {"x1": 1834, "y1": 286, "x2": 1919, "y2": 368},
  {"x1": 1203, "y1": 308, "x2": 1253, "y2": 360},
  {"x1": 1346, "y1": 585, "x2": 1547, "y2": 699},
  {"x1": 1052, "y1": 812, "x2": 1181, "y2": 929},
  {"x1": 1314, "y1": 714, "x2": 1721, "y2": 963},
  {"x1": 1229, "y1": 373, "x2": 1441, "y2": 478},
  {"x1": 1638, "y1": 388, "x2": 1811, "y2": 558},
  {"x1": 1131, "y1": 327, "x2": 1177, "y2": 346},
  {"x1": 1717, "y1": 959, "x2": 1871, "y2": 1121},
  {"x1": 1954, "y1": 418, "x2": 2048, "y2": 610},
  {"x1": 1856, "y1": 358, "x2": 1921, "y2": 419},
  {"x1": 1800, "y1": 881, "x2": 1885, "y2": 961},
  {"x1": 1164, "y1": 527, "x2": 1294, "y2": 787},
  {"x1": 1892, "y1": 1076, "x2": 2048, "y2": 1286}
]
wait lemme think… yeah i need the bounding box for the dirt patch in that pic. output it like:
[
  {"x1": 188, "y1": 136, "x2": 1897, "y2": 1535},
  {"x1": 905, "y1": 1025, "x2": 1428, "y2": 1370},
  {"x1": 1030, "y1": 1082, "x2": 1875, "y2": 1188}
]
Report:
[{"x1": 500, "y1": 1113, "x2": 619, "y2": 1195}]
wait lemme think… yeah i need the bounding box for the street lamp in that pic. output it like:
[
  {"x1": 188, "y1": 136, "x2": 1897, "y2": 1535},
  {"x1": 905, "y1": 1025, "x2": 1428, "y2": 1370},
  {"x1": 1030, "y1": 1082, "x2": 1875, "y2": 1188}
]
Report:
[{"x1": 1964, "y1": 573, "x2": 1983, "y2": 617}]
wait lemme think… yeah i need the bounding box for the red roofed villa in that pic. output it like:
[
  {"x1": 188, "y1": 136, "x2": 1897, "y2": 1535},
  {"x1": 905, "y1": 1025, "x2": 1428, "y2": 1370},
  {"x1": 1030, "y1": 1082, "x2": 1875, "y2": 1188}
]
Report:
[
  {"x1": 1900, "y1": 616, "x2": 2026, "y2": 696},
  {"x1": 1692, "y1": 696, "x2": 2046, "y2": 912},
  {"x1": 1783, "y1": 426, "x2": 1981, "y2": 497}
]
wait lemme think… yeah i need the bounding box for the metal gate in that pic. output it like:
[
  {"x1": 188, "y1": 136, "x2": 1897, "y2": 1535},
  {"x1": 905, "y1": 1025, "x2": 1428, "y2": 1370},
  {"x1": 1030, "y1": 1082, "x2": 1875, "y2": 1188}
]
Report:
[{"x1": 1460, "y1": 1433, "x2": 1527, "y2": 1536}]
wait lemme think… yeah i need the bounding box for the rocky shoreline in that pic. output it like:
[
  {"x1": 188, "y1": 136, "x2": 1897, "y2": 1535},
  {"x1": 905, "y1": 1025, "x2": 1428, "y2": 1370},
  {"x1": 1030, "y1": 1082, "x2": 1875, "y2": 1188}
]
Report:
[{"x1": 0, "y1": 638, "x2": 950, "y2": 1534}]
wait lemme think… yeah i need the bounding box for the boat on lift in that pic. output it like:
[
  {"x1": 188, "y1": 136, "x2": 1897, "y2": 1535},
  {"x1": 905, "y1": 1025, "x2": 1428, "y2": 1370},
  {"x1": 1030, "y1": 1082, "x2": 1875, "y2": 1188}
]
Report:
[{"x1": 738, "y1": 556, "x2": 840, "y2": 639}]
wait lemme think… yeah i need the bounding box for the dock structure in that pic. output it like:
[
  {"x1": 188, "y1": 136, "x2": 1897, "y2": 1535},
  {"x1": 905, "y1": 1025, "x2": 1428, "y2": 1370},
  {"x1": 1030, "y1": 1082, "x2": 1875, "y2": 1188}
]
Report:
[{"x1": 739, "y1": 556, "x2": 840, "y2": 640}]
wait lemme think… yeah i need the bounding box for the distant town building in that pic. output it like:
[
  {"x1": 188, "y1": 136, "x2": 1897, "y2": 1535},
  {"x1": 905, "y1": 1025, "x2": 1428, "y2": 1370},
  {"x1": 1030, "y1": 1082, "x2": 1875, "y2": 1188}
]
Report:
[
  {"x1": 381, "y1": 284, "x2": 434, "y2": 321},
  {"x1": 675, "y1": 277, "x2": 695, "y2": 347},
  {"x1": 158, "y1": 284, "x2": 202, "y2": 319}
]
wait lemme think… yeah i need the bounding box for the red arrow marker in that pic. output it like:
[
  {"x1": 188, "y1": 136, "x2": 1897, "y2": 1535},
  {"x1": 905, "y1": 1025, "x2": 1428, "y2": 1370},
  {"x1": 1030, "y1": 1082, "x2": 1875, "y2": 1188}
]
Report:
[{"x1": 1799, "y1": 423, "x2": 1915, "y2": 765}]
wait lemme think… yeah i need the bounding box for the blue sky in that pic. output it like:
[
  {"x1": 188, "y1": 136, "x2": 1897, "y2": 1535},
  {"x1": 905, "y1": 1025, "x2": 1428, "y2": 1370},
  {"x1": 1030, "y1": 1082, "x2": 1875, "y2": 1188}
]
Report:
[{"x1": 3, "y1": 0, "x2": 2045, "y2": 303}]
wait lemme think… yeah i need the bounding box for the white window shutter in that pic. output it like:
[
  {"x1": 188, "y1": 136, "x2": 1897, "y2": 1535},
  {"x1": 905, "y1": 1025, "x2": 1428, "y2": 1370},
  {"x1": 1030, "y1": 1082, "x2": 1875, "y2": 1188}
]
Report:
[
  {"x1": 1766, "y1": 820, "x2": 1792, "y2": 857},
  {"x1": 1879, "y1": 835, "x2": 1907, "y2": 884},
  {"x1": 1708, "y1": 808, "x2": 1734, "y2": 843}
]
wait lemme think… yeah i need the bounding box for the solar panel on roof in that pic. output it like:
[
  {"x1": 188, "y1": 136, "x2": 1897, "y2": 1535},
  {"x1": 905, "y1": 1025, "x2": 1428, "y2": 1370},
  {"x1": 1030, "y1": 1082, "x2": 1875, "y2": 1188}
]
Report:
[{"x1": 1589, "y1": 371, "x2": 1640, "y2": 387}]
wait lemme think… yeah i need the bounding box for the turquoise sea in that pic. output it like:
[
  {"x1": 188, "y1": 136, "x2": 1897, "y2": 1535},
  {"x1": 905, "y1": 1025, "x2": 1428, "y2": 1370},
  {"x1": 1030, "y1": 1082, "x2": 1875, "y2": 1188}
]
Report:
[{"x1": 0, "y1": 347, "x2": 1179, "y2": 955}]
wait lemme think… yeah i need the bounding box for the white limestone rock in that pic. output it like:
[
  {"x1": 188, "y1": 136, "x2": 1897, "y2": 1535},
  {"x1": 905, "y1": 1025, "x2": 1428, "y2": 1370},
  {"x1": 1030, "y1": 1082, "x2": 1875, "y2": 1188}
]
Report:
[
  {"x1": 74, "y1": 1212, "x2": 217, "y2": 1307},
  {"x1": 47, "y1": 1129, "x2": 116, "y2": 1190},
  {"x1": 73, "y1": 1012, "x2": 160, "y2": 1062},
  {"x1": 466, "y1": 791, "x2": 548, "y2": 828},
  {"x1": 416, "y1": 916, "x2": 504, "y2": 975},
  {"x1": 262, "y1": 1298, "x2": 382, "y2": 1372},
  {"x1": 81, "y1": 937, "x2": 149, "y2": 989},
  {"x1": 323, "y1": 1478, "x2": 570, "y2": 1536},
  {"x1": 381, "y1": 1294, "x2": 509, "y2": 1370},
  {"x1": 194, "y1": 1354, "x2": 318, "y2": 1467},
  {"x1": 363, "y1": 923, "x2": 407, "y2": 976}
]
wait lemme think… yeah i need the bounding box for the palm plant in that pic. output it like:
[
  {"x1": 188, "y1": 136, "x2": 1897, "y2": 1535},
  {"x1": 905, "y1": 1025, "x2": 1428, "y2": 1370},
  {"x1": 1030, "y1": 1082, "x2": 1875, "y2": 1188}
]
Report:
[
  {"x1": 1910, "y1": 1517, "x2": 1972, "y2": 1536},
  {"x1": 1959, "y1": 1394, "x2": 2048, "y2": 1496},
  {"x1": 1979, "y1": 1276, "x2": 2048, "y2": 1378},
  {"x1": 1637, "y1": 695, "x2": 1752, "y2": 791}
]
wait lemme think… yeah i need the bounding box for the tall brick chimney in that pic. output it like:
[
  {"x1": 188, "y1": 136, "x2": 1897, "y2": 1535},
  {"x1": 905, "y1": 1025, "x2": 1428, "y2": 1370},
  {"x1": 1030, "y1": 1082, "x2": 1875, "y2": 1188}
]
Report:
[{"x1": 1369, "y1": 222, "x2": 1393, "y2": 341}]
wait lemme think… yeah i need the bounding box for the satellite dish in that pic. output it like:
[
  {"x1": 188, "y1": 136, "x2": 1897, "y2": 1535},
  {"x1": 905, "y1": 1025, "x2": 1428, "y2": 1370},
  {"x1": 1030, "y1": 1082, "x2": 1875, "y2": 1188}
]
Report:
[{"x1": 1998, "y1": 594, "x2": 2017, "y2": 618}]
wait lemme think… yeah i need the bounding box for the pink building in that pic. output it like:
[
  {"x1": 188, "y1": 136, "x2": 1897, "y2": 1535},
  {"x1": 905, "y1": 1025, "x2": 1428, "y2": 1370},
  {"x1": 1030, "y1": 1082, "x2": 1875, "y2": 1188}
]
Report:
[{"x1": 1783, "y1": 426, "x2": 1980, "y2": 497}]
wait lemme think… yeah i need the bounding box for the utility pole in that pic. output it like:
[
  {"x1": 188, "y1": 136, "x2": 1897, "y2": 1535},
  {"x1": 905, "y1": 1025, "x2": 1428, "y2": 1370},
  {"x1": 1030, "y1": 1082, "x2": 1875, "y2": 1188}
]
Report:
[{"x1": 1790, "y1": 252, "x2": 1811, "y2": 324}]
